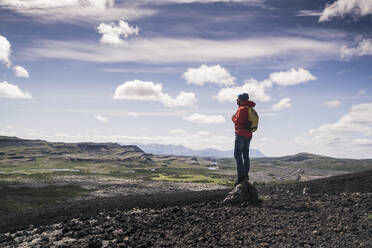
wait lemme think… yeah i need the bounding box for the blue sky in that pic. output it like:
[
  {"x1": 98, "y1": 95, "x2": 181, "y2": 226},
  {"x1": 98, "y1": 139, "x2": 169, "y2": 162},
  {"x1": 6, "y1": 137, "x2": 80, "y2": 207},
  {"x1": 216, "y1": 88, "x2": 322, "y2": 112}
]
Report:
[{"x1": 0, "y1": 0, "x2": 372, "y2": 158}]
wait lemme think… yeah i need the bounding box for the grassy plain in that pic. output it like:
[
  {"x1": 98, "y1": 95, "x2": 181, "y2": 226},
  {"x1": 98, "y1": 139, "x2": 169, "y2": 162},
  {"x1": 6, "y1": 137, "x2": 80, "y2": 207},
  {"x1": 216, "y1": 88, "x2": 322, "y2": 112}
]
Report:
[
  {"x1": 0, "y1": 138, "x2": 237, "y2": 214},
  {"x1": 0, "y1": 184, "x2": 92, "y2": 215},
  {"x1": 1, "y1": 136, "x2": 372, "y2": 215}
]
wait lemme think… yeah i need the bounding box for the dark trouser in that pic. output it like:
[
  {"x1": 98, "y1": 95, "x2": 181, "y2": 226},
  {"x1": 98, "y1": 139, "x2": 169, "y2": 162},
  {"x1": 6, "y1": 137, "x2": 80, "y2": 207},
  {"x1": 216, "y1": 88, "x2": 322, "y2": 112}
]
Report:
[{"x1": 234, "y1": 135, "x2": 252, "y2": 179}]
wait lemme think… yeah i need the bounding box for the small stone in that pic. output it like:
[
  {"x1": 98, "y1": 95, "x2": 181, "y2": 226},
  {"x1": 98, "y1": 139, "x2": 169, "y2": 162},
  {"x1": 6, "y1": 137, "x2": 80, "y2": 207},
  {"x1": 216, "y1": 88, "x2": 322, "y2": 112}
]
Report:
[{"x1": 88, "y1": 238, "x2": 102, "y2": 248}]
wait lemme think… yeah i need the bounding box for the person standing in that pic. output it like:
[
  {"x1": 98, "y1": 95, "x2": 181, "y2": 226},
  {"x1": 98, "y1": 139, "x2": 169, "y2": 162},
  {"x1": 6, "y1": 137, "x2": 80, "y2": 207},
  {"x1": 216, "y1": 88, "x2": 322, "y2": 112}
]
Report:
[{"x1": 232, "y1": 93, "x2": 256, "y2": 186}]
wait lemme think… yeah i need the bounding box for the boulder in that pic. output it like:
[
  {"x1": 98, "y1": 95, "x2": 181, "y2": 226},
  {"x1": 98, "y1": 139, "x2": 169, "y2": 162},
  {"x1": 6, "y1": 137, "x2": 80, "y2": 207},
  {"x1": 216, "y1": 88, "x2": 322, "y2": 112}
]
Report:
[{"x1": 223, "y1": 178, "x2": 261, "y2": 206}]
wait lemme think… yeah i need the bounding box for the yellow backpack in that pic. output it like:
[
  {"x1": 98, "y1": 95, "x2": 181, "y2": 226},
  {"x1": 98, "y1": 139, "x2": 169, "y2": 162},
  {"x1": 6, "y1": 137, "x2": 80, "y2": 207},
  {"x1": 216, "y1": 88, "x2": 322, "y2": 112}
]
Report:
[{"x1": 244, "y1": 107, "x2": 259, "y2": 132}]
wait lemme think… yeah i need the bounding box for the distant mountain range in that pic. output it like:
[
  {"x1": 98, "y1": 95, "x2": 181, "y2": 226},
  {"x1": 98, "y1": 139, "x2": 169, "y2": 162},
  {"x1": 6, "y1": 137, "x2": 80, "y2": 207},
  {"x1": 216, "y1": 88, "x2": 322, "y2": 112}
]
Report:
[{"x1": 135, "y1": 143, "x2": 265, "y2": 158}]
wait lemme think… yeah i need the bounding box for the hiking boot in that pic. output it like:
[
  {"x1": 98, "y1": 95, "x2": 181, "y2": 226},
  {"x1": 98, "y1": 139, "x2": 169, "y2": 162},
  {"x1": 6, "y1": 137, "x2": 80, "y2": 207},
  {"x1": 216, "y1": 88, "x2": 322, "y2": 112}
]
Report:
[{"x1": 244, "y1": 175, "x2": 249, "y2": 181}]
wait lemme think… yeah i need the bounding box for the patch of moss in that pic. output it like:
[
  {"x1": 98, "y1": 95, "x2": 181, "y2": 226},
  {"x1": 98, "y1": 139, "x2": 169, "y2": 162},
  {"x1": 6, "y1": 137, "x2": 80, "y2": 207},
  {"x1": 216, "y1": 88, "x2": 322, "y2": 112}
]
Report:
[{"x1": 151, "y1": 173, "x2": 231, "y2": 185}]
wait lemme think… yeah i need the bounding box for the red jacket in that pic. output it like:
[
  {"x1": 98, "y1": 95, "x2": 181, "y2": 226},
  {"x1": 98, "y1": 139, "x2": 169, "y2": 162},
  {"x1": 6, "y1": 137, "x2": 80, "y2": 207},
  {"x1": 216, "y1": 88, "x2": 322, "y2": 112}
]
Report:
[{"x1": 232, "y1": 100, "x2": 256, "y2": 137}]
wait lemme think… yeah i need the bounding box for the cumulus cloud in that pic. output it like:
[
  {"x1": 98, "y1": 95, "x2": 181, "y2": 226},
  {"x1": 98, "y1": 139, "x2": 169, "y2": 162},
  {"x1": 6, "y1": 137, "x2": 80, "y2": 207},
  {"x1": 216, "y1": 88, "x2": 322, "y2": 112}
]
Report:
[
  {"x1": 310, "y1": 103, "x2": 372, "y2": 137},
  {"x1": 272, "y1": 98, "x2": 291, "y2": 111},
  {"x1": 0, "y1": 35, "x2": 11, "y2": 67},
  {"x1": 340, "y1": 39, "x2": 372, "y2": 59},
  {"x1": 182, "y1": 64, "x2": 235, "y2": 86},
  {"x1": 216, "y1": 79, "x2": 272, "y2": 102},
  {"x1": 13, "y1": 65, "x2": 30, "y2": 78},
  {"x1": 0, "y1": 81, "x2": 32, "y2": 99},
  {"x1": 95, "y1": 115, "x2": 109, "y2": 123},
  {"x1": 113, "y1": 80, "x2": 197, "y2": 108},
  {"x1": 296, "y1": 103, "x2": 372, "y2": 158},
  {"x1": 97, "y1": 20, "x2": 139, "y2": 46},
  {"x1": 216, "y1": 68, "x2": 316, "y2": 102},
  {"x1": 0, "y1": 0, "x2": 154, "y2": 23},
  {"x1": 113, "y1": 80, "x2": 164, "y2": 101},
  {"x1": 324, "y1": 100, "x2": 341, "y2": 108},
  {"x1": 183, "y1": 113, "x2": 226, "y2": 124},
  {"x1": 0, "y1": 35, "x2": 30, "y2": 77},
  {"x1": 269, "y1": 68, "x2": 316, "y2": 86},
  {"x1": 319, "y1": 0, "x2": 372, "y2": 22}
]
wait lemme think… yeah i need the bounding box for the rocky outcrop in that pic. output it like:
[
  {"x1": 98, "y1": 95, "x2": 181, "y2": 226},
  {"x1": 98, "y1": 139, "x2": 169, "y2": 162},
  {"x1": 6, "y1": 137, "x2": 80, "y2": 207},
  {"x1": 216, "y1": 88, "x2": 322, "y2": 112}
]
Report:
[{"x1": 223, "y1": 178, "x2": 261, "y2": 206}]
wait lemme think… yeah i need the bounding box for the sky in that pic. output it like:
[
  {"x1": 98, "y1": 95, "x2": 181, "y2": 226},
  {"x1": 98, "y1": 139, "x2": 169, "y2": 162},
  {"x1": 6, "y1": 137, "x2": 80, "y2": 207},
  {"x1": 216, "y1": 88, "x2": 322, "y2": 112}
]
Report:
[{"x1": 0, "y1": 0, "x2": 372, "y2": 159}]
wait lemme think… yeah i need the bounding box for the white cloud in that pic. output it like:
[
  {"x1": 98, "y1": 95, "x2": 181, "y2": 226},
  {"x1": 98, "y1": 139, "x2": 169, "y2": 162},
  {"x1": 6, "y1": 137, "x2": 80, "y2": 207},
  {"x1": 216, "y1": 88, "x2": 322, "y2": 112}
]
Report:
[
  {"x1": 272, "y1": 98, "x2": 291, "y2": 111},
  {"x1": 269, "y1": 68, "x2": 316, "y2": 86},
  {"x1": 295, "y1": 103, "x2": 372, "y2": 158},
  {"x1": 0, "y1": 0, "x2": 154, "y2": 23},
  {"x1": 216, "y1": 78, "x2": 272, "y2": 102},
  {"x1": 297, "y1": 10, "x2": 322, "y2": 17},
  {"x1": 183, "y1": 113, "x2": 226, "y2": 124},
  {"x1": 0, "y1": 81, "x2": 32, "y2": 99},
  {"x1": 324, "y1": 100, "x2": 341, "y2": 108},
  {"x1": 216, "y1": 68, "x2": 316, "y2": 103},
  {"x1": 0, "y1": 35, "x2": 11, "y2": 67},
  {"x1": 97, "y1": 20, "x2": 139, "y2": 46},
  {"x1": 95, "y1": 115, "x2": 109, "y2": 123},
  {"x1": 13, "y1": 65, "x2": 30, "y2": 78},
  {"x1": 113, "y1": 80, "x2": 197, "y2": 108},
  {"x1": 319, "y1": 0, "x2": 372, "y2": 22},
  {"x1": 182, "y1": 64, "x2": 235, "y2": 86},
  {"x1": 24, "y1": 37, "x2": 341, "y2": 65},
  {"x1": 310, "y1": 103, "x2": 372, "y2": 136},
  {"x1": 340, "y1": 39, "x2": 372, "y2": 59},
  {"x1": 1, "y1": 35, "x2": 30, "y2": 77},
  {"x1": 0, "y1": 0, "x2": 115, "y2": 9},
  {"x1": 113, "y1": 80, "x2": 163, "y2": 101}
]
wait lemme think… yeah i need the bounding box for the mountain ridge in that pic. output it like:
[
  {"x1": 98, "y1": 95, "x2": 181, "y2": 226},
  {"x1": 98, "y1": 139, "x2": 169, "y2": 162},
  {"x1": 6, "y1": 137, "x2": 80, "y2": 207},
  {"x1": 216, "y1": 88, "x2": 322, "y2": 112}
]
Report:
[
  {"x1": 0, "y1": 135, "x2": 144, "y2": 153},
  {"x1": 135, "y1": 143, "x2": 265, "y2": 158}
]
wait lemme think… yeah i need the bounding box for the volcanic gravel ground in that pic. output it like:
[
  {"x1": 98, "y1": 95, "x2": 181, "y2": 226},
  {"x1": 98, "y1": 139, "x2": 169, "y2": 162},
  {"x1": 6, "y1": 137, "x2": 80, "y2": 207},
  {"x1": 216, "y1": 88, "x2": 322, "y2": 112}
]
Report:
[{"x1": 1, "y1": 170, "x2": 371, "y2": 247}]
